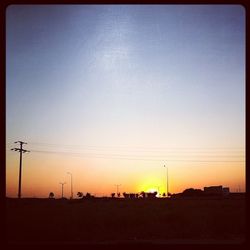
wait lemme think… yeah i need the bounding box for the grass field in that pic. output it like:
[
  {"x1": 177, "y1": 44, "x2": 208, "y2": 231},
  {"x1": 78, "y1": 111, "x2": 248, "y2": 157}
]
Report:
[{"x1": 6, "y1": 196, "x2": 245, "y2": 244}]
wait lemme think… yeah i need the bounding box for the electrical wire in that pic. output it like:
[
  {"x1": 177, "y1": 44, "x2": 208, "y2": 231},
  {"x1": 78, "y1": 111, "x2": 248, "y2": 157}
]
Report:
[
  {"x1": 25, "y1": 149, "x2": 245, "y2": 163},
  {"x1": 6, "y1": 141, "x2": 245, "y2": 163}
]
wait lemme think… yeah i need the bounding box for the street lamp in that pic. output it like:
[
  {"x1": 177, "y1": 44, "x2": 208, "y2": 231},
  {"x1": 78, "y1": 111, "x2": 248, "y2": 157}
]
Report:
[
  {"x1": 67, "y1": 172, "x2": 73, "y2": 199},
  {"x1": 164, "y1": 164, "x2": 169, "y2": 197},
  {"x1": 114, "y1": 184, "x2": 121, "y2": 196},
  {"x1": 59, "y1": 182, "x2": 66, "y2": 198}
]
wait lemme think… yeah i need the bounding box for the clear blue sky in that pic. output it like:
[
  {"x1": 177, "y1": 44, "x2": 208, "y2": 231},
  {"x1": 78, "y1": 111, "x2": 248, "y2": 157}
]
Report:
[{"x1": 6, "y1": 5, "x2": 245, "y2": 196}]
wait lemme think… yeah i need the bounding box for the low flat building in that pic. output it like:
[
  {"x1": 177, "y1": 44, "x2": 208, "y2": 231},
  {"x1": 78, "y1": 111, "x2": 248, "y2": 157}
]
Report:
[
  {"x1": 204, "y1": 185, "x2": 223, "y2": 195},
  {"x1": 222, "y1": 187, "x2": 230, "y2": 195}
]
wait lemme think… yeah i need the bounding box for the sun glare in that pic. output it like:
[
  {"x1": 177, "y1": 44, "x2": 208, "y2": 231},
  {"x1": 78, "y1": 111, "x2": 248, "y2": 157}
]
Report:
[{"x1": 147, "y1": 188, "x2": 158, "y2": 193}]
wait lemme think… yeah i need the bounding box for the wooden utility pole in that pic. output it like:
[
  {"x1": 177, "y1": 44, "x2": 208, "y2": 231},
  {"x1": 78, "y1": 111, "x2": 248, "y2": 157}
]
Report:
[{"x1": 11, "y1": 141, "x2": 30, "y2": 198}]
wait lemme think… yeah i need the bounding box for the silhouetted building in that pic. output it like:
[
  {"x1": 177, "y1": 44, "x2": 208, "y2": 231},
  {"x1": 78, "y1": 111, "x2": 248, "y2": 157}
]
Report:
[
  {"x1": 204, "y1": 186, "x2": 223, "y2": 195},
  {"x1": 222, "y1": 187, "x2": 230, "y2": 196},
  {"x1": 170, "y1": 185, "x2": 231, "y2": 199},
  {"x1": 182, "y1": 188, "x2": 203, "y2": 197}
]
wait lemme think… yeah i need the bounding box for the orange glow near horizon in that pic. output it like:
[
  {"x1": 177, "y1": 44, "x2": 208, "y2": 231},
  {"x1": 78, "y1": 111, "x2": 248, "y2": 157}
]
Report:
[{"x1": 6, "y1": 149, "x2": 245, "y2": 198}]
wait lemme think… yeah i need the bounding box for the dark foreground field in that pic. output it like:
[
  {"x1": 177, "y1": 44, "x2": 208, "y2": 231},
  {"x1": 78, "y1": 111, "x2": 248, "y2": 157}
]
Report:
[{"x1": 6, "y1": 196, "x2": 245, "y2": 244}]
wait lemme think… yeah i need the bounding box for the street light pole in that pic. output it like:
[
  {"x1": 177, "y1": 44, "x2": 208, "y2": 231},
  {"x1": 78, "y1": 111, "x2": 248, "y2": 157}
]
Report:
[
  {"x1": 114, "y1": 184, "x2": 121, "y2": 196},
  {"x1": 164, "y1": 165, "x2": 169, "y2": 197},
  {"x1": 67, "y1": 172, "x2": 73, "y2": 199},
  {"x1": 59, "y1": 182, "x2": 66, "y2": 198}
]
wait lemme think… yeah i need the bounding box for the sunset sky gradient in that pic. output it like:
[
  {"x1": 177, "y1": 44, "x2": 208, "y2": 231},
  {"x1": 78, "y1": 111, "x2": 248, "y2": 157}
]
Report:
[{"x1": 6, "y1": 5, "x2": 245, "y2": 198}]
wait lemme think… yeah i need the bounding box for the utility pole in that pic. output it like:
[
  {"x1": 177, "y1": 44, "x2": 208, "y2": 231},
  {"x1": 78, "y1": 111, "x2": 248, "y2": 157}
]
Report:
[
  {"x1": 67, "y1": 172, "x2": 73, "y2": 199},
  {"x1": 114, "y1": 184, "x2": 121, "y2": 196},
  {"x1": 11, "y1": 141, "x2": 30, "y2": 198},
  {"x1": 59, "y1": 182, "x2": 66, "y2": 198}
]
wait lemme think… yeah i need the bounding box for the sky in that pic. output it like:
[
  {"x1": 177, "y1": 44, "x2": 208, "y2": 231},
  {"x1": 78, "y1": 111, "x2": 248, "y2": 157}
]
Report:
[{"x1": 6, "y1": 5, "x2": 245, "y2": 198}]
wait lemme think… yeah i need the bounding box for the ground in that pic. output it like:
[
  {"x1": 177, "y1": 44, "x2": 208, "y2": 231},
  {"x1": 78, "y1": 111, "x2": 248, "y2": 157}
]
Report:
[{"x1": 6, "y1": 195, "x2": 245, "y2": 244}]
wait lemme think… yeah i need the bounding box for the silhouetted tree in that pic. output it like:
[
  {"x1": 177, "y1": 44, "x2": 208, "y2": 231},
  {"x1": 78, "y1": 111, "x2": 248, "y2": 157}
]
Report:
[
  {"x1": 77, "y1": 192, "x2": 83, "y2": 198},
  {"x1": 129, "y1": 193, "x2": 136, "y2": 199},
  {"x1": 123, "y1": 192, "x2": 129, "y2": 198},
  {"x1": 49, "y1": 192, "x2": 54, "y2": 199},
  {"x1": 86, "y1": 192, "x2": 94, "y2": 198},
  {"x1": 111, "y1": 193, "x2": 115, "y2": 198},
  {"x1": 117, "y1": 192, "x2": 120, "y2": 197},
  {"x1": 140, "y1": 191, "x2": 146, "y2": 198},
  {"x1": 147, "y1": 191, "x2": 157, "y2": 198},
  {"x1": 162, "y1": 193, "x2": 166, "y2": 197}
]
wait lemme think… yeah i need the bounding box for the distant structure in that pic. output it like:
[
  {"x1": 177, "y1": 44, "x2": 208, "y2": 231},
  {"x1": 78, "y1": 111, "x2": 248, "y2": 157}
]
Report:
[
  {"x1": 122, "y1": 192, "x2": 158, "y2": 199},
  {"x1": 182, "y1": 188, "x2": 203, "y2": 197},
  {"x1": 204, "y1": 185, "x2": 223, "y2": 195},
  {"x1": 170, "y1": 185, "x2": 231, "y2": 198},
  {"x1": 204, "y1": 185, "x2": 230, "y2": 196},
  {"x1": 222, "y1": 187, "x2": 230, "y2": 196}
]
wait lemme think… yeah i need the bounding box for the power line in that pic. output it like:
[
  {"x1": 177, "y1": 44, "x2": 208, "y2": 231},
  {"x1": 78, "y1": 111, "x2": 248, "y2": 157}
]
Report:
[
  {"x1": 25, "y1": 149, "x2": 245, "y2": 163},
  {"x1": 26, "y1": 142, "x2": 245, "y2": 150},
  {"x1": 7, "y1": 141, "x2": 245, "y2": 163},
  {"x1": 27, "y1": 149, "x2": 245, "y2": 158},
  {"x1": 7, "y1": 142, "x2": 245, "y2": 156},
  {"x1": 7, "y1": 146, "x2": 245, "y2": 157}
]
